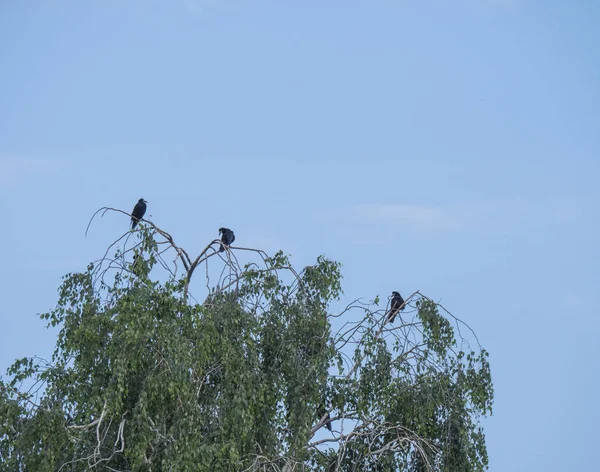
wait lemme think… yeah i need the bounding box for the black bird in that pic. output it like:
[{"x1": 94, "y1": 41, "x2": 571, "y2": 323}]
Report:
[
  {"x1": 218, "y1": 227, "x2": 235, "y2": 252},
  {"x1": 387, "y1": 291, "x2": 405, "y2": 323},
  {"x1": 131, "y1": 198, "x2": 147, "y2": 229},
  {"x1": 131, "y1": 253, "x2": 147, "y2": 276},
  {"x1": 317, "y1": 405, "x2": 333, "y2": 432}
]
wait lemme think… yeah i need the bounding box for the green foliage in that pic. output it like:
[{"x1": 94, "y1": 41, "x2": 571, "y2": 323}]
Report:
[{"x1": 0, "y1": 228, "x2": 493, "y2": 471}]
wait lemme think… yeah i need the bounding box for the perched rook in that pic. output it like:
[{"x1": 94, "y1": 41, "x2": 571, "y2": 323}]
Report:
[
  {"x1": 387, "y1": 291, "x2": 405, "y2": 323},
  {"x1": 218, "y1": 227, "x2": 235, "y2": 252},
  {"x1": 317, "y1": 405, "x2": 333, "y2": 432},
  {"x1": 131, "y1": 198, "x2": 147, "y2": 229}
]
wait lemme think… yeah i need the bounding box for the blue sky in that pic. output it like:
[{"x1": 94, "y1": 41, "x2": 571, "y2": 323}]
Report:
[{"x1": 1, "y1": 1, "x2": 599, "y2": 470}]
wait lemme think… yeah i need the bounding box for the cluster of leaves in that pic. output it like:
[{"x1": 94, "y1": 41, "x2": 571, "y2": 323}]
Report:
[
  {"x1": 0, "y1": 230, "x2": 493, "y2": 472},
  {"x1": 311, "y1": 298, "x2": 493, "y2": 472}
]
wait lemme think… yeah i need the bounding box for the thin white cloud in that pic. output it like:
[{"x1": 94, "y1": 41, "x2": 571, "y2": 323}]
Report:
[
  {"x1": 345, "y1": 198, "x2": 583, "y2": 237},
  {"x1": 552, "y1": 203, "x2": 584, "y2": 225},
  {"x1": 351, "y1": 204, "x2": 462, "y2": 232},
  {"x1": 323, "y1": 199, "x2": 537, "y2": 243},
  {"x1": 485, "y1": 0, "x2": 521, "y2": 10},
  {"x1": 0, "y1": 157, "x2": 68, "y2": 187},
  {"x1": 182, "y1": 0, "x2": 238, "y2": 14},
  {"x1": 183, "y1": 0, "x2": 205, "y2": 14}
]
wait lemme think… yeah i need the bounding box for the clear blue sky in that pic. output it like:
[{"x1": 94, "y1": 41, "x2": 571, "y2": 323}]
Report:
[{"x1": 1, "y1": 1, "x2": 599, "y2": 470}]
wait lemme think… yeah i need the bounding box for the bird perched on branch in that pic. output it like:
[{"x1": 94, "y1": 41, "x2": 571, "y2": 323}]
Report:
[
  {"x1": 218, "y1": 227, "x2": 235, "y2": 252},
  {"x1": 130, "y1": 198, "x2": 147, "y2": 229},
  {"x1": 317, "y1": 404, "x2": 333, "y2": 432},
  {"x1": 387, "y1": 291, "x2": 405, "y2": 323}
]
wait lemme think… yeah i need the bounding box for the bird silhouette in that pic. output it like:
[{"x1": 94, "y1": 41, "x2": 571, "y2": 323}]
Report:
[
  {"x1": 317, "y1": 405, "x2": 333, "y2": 432},
  {"x1": 387, "y1": 291, "x2": 405, "y2": 323},
  {"x1": 218, "y1": 227, "x2": 235, "y2": 252},
  {"x1": 131, "y1": 198, "x2": 147, "y2": 229}
]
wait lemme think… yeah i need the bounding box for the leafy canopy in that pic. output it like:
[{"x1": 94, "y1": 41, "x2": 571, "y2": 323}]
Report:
[{"x1": 0, "y1": 218, "x2": 493, "y2": 471}]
